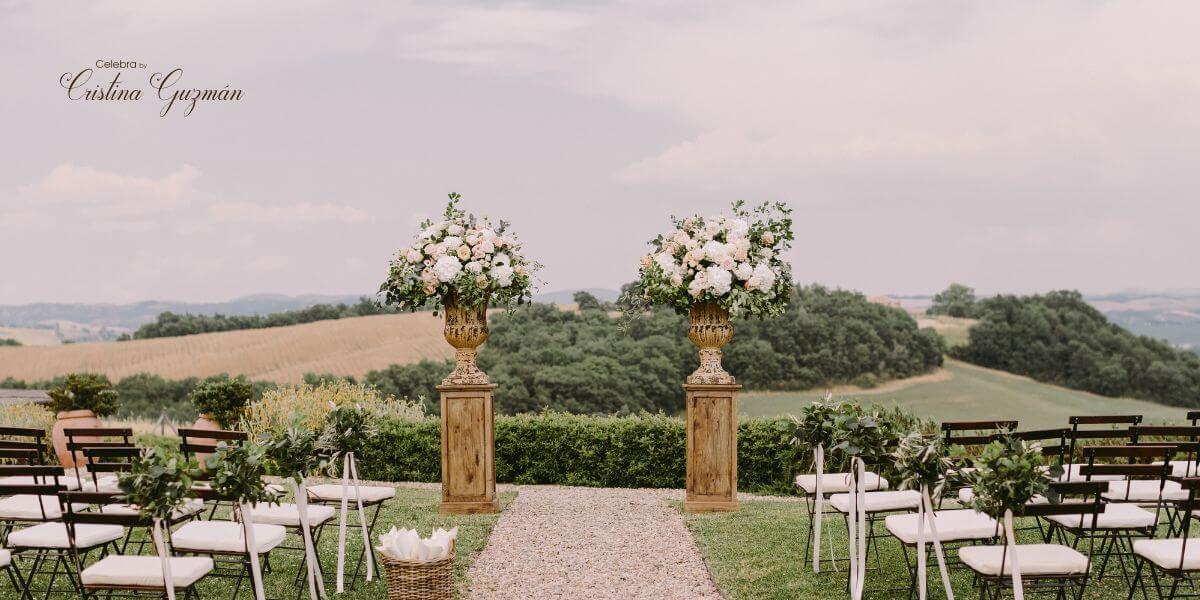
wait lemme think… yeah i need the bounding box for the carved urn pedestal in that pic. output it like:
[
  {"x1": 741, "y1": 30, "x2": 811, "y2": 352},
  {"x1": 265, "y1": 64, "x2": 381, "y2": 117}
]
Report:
[
  {"x1": 437, "y1": 299, "x2": 499, "y2": 515},
  {"x1": 684, "y1": 301, "x2": 740, "y2": 513}
]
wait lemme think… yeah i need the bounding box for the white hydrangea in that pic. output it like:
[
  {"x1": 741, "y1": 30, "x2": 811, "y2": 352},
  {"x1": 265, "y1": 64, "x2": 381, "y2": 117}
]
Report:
[
  {"x1": 734, "y1": 262, "x2": 753, "y2": 280},
  {"x1": 465, "y1": 261, "x2": 484, "y2": 274},
  {"x1": 493, "y1": 253, "x2": 510, "y2": 267},
  {"x1": 728, "y1": 218, "x2": 750, "y2": 238},
  {"x1": 706, "y1": 266, "x2": 733, "y2": 296},
  {"x1": 442, "y1": 236, "x2": 463, "y2": 249},
  {"x1": 432, "y1": 255, "x2": 463, "y2": 282},
  {"x1": 446, "y1": 223, "x2": 464, "y2": 236},
  {"x1": 492, "y1": 264, "x2": 514, "y2": 287},
  {"x1": 654, "y1": 252, "x2": 677, "y2": 274}
]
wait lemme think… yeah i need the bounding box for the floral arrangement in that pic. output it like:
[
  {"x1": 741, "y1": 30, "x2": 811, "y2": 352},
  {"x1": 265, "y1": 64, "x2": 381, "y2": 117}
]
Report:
[
  {"x1": 960, "y1": 435, "x2": 1050, "y2": 517},
  {"x1": 322, "y1": 403, "x2": 379, "y2": 460},
  {"x1": 261, "y1": 420, "x2": 334, "y2": 482},
  {"x1": 117, "y1": 447, "x2": 197, "y2": 521},
  {"x1": 380, "y1": 193, "x2": 539, "y2": 311},
  {"x1": 831, "y1": 407, "x2": 894, "y2": 467},
  {"x1": 892, "y1": 431, "x2": 954, "y2": 496},
  {"x1": 628, "y1": 201, "x2": 793, "y2": 318}
]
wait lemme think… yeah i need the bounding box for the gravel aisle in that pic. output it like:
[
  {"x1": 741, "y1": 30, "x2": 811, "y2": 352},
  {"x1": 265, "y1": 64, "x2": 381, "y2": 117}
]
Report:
[{"x1": 468, "y1": 486, "x2": 723, "y2": 599}]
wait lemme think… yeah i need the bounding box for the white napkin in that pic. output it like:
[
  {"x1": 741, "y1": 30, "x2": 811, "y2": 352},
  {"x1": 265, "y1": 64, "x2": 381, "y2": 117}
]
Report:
[{"x1": 377, "y1": 526, "x2": 457, "y2": 562}]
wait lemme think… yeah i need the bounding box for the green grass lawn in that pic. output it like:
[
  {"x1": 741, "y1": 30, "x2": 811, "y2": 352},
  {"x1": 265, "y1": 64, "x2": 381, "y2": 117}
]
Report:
[
  {"x1": 741, "y1": 359, "x2": 1185, "y2": 429},
  {"x1": 2, "y1": 486, "x2": 513, "y2": 599},
  {"x1": 684, "y1": 499, "x2": 1141, "y2": 599}
]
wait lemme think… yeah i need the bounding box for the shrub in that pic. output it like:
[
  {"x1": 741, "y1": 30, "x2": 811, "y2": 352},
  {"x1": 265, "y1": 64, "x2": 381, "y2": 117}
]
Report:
[
  {"x1": 0, "y1": 403, "x2": 56, "y2": 461},
  {"x1": 354, "y1": 412, "x2": 824, "y2": 495},
  {"x1": 189, "y1": 375, "x2": 255, "y2": 429},
  {"x1": 243, "y1": 380, "x2": 423, "y2": 436},
  {"x1": 46, "y1": 373, "x2": 119, "y2": 417}
]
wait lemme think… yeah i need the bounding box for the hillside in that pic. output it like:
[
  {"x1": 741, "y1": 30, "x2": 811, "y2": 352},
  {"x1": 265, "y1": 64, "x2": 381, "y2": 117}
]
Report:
[
  {"x1": 0, "y1": 312, "x2": 450, "y2": 383},
  {"x1": 740, "y1": 358, "x2": 1184, "y2": 428}
]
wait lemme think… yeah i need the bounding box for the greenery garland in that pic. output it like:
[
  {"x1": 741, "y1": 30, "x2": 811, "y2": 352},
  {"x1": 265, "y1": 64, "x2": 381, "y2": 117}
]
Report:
[
  {"x1": 959, "y1": 435, "x2": 1049, "y2": 517},
  {"x1": 203, "y1": 441, "x2": 277, "y2": 507},
  {"x1": 262, "y1": 420, "x2": 334, "y2": 483},
  {"x1": 789, "y1": 394, "x2": 853, "y2": 450},
  {"x1": 117, "y1": 447, "x2": 197, "y2": 521},
  {"x1": 892, "y1": 431, "x2": 953, "y2": 496}
]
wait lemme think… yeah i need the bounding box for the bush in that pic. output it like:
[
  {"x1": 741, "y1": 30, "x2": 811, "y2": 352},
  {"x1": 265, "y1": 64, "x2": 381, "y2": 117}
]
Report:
[
  {"x1": 0, "y1": 403, "x2": 55, "y2": 462},
  {"x1": 243, "y1": 380, "x2": 424, "y2": 436},
  {"x1": 355, "y1": 412, "x2": 821, "y2": 495},
  {"x1": 46, "y1": 373, "x2": 118, "y2": 417},
  {"x1": 189, "y1": 375, "x2": 256, "y2": 429},
  {"x1": 114, "y1": 373, "x2": 199, "y2": 422}
]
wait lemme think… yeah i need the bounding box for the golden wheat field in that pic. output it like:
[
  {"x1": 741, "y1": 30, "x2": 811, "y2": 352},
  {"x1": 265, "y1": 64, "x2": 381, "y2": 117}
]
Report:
[{"x1": 0, "y1": 313, "x2": 452, "y2": 383}]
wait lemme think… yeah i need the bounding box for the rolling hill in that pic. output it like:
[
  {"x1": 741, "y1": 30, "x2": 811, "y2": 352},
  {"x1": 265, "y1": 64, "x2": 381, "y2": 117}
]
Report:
[
  {"x1": 0, "y1": 312, "x2": 451, "y2": 383},
  {"x1": 740, "y1": 358, "x2": 1185, "y2": 428}
]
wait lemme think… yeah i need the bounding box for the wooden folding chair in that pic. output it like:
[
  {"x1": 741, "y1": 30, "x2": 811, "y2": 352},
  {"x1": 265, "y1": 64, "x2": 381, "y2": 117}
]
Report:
[
  {"x1": 940, "y1": 420, "x2": 1018, "y2": 507},
  {"x1": 1062, "y1": 415, "x2": 1141, "y2": 482},
  {"x1": 63, "y1": 428, "x2": 133, "y2": 491},
  {"x1": 1127, "y1": 477, "x2": 1200, "y2": 600}
]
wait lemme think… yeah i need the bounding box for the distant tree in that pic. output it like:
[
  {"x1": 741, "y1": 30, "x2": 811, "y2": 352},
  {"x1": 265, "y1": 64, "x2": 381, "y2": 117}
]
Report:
[
  {"x1": 132, "y1": 297, "x2": 403, "y2": 339},
  {"x1": 0, "y1": 338, "x2": 21, "y2": 346},
  {"x1": 928, "y1": 283, "x2": 978, "y2": 318},
  {"x1": 573, "y1": 291, "x2": 603, "y2": 311}
]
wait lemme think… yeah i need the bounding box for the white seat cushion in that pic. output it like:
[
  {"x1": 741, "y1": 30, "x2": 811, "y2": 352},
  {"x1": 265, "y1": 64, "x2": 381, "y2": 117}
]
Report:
[
  {"x1": 885, "y1": 510, "x2": 999, "y2": 544},
  {"x1": 81, "y1": 555, "x2": 213, "y2": 589},
  {"x1": 959, "y1": 544, "x2": 1090, "y2": 576},
  {"x1": 795, "y1": 472, "x2": 888, "y2": 494},
  {"x1": 249, "y1": 503, "x2": 336, "y2": 528},
  {"x1": 1104, "y1": 480, "x2": 1187, "y2": 502},
  {"x1": 0, "y1": 495, "x2": 87, "y2": 520},
  {"x1": 958, "y1": 488, "x2": 1052, "y2": 506},
  {"x1": 8, "y1": 522, "x2": 124, "y2": 549},
  {"x1": 265, "y1": 483, "x2": 287, "y2": 497},
  {"x1": 171, "y1": 521, "x2": 286, "y2": 554},
  {"x1": 100, "y1": 498, "x2": 205, "y2": 519},
  {"x1": 1133, "y1": 538, "x2": 1200, "y2": 570},
  {"x1": 307, "y1": 484, "x2": 396, "y2": 503},
  {"x1": 79, "y1": 476, "x2": 120, "y2": 493},
  {"x1": 1045, "y1": 502, "x2": 1158, "y2": 529},
  {"x1": 1056, "y1": 464, "x2": 1124, "y2": 483},
  {"x1": 0, "y1": 476, "x2": 80, "y2": 491},
  {"x1": 0, "y1": 549, "x2": 9, "y2": 568},
  {"x1": 830, "y1": 490, "x2": 920, "y2": 513}
]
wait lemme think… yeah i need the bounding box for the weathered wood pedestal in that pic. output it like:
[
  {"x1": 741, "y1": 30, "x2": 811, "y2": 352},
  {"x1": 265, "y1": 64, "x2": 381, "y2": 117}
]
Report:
[
  {"x1": 438, "y1": 383, "x2": 499, "y2": 515},
  {"x1": 684, "y1": 383, "x2": 740, "y2": 513}
]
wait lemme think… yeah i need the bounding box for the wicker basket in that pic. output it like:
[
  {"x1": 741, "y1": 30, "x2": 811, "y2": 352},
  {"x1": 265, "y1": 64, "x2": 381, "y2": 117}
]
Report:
[{"x1": 381, "y1": 548, "x2": 456, "y2": 600}]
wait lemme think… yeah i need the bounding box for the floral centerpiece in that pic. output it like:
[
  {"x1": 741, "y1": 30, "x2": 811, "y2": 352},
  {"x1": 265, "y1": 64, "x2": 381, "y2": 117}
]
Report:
[
  {"x1": 380, "y1": 193, "x2": 540, "y2": 385},
  {"x1": 627, "y1": 201, "x2": 793, "y2": 384}
]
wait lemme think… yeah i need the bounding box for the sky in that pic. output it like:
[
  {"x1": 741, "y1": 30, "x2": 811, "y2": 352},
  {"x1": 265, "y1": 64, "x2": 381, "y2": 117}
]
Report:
[{"x1": 2, "y1": 1, "x2": 1199, "y2": 305}]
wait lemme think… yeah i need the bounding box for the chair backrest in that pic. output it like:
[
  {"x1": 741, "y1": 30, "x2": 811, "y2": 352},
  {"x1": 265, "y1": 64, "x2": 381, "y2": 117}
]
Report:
[
  {"x1": 941, "y1": 420, "x2": 1018, "y2": 446},
  {"x1": 1066, "y1": 415, "x2": 1140, "y2": 464},
  {"x1": 81, "y1": 446, "x2": 139, "y2": 490},
  {"x1": 0, "y1": 427, "x2": 47, "y2": 465},
  {"x1": 0, "y1": 449, "x2": 41, "y2": 466},
  {"x1": 1012, "y1": 428, "x2": 1069, "y2": 466},
  {"x1": 64, "y1": 427, "x2": 134, "y2": 488},
  {"x1": 1187, "y1": 412, "x2": 1200, "y2": 427},
  {"x1": 0, "y1": 465, "x2": 66, "y2": 521},
  {"x1": 179, "y1": 428, "x2": 247, "y2": 463},
  {"x1": 1130, "y1": 425, "x2": 1200, "y2": 477},
  {"x1": 1081, "y1": 445, "x2": 1173, "y2": 520}
]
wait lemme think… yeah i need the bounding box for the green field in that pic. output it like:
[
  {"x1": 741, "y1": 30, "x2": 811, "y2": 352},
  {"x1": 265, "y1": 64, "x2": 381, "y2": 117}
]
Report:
[{"x1": 741, "y1": 359, "x2": 1185, "y2": 428}]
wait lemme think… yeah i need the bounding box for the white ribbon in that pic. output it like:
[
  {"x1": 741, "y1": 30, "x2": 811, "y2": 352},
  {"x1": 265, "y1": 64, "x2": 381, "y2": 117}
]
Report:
[
  {"x1": 292, "y1": 479, "x2": 326, "y2": 600},
  {"x1": 151, "y1": 518, "x2": 176, "y2": 600},
  {"x1": 917, "y1": 486, "x2": 955, "y2": 600},
  {"x1": 335, "y1": 452, "x2": 373, "y2": 593},
  {"x1": 847, "y1": 457, "x2": 868, "y2": 600},
  {"x1": 240, "y1": 502, "x2": 266, "y2": 600},
  {"x1": 1003, "y1": 509, "x2": 1024, "y2": 600},
  {"x1": 812, "y1": 444, "x2": 824, "y2": 573}
]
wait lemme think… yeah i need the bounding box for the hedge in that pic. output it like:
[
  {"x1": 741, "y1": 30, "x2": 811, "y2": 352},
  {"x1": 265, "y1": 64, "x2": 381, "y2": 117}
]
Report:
[{"x1": 355, "y1": 412, "x2": 811, "y2": 495}]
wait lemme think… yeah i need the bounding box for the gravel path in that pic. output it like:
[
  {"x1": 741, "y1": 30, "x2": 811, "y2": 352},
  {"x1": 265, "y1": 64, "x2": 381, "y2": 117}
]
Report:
[{"x1": 468, "y1": 485, "x2": 723, "y2": 600}]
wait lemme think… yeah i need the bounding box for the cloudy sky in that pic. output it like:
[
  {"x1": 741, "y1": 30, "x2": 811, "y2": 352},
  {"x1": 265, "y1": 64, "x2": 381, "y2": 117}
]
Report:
[{"x1": 2, "y1": 1, "x2": 1198, "y2": 305}]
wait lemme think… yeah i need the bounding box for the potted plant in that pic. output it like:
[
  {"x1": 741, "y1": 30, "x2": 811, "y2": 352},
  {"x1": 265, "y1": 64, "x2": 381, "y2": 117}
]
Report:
[
  {"x1": 116, "y1": 447, "x2": 197, "y2": 600},
  {"x1": 189, "y1": 375, "x2": 255, "y2": 430},
  {"x1": 625, "y1": 200, "x2": 793, "y2": 384},
  {"x1": 379, "y1": 193, "x2": 540, "y2": 386},
  {"x1": 47, "y1": 373, "x2": 119, "y2": 466}
]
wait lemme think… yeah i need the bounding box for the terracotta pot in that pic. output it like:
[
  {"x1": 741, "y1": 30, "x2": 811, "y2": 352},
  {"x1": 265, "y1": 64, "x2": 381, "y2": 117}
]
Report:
[
  {"x1": 192, "y1": 413, "x2": 222, "y2": 431},
  {"x1": 441, "y1": 295, "x2": 490, "y2": 386},
  {"x1": 686, "y1": 301, "x2": 735, "y2": 385},
  {"x1": 51, "y1": 409, "x2": 102, "y2": 468}
]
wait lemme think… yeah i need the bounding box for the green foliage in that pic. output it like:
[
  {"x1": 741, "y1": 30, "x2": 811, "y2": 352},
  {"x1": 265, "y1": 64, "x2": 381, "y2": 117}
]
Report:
[
  {"x1": 323, "y1": 403, "x2": 379, "y2": 458},
  {"x1": 362, "y1": 361, "x2": 444, "y2": 415},
  {"x1": 960, "y1": 435, "x2": 1049, "y2": 517},
  {"x1": 891, "y1": 431, "x2": 953, "y2": 495},
  {"x1": 355, "y1": 412, "x2": 865, "y2": 495},
  {"x1": 46, "y1": 373, "x2": 119, "y2": 417},
  {"x1": 788, "y1": 394, "x2": 853, "y2": 449},
  {"x1": 573, "y1": 291, "x2": 605, "y2": 311},
  {"x1": 927, "y1": 283, "x2": 979, "y2": 318},
  {"x1": 0, "y1": 338, "x2": 21, "y2": 346},
  {"x1": 261, "y1": 422, "x2": 334, "y2": 482},
  {"x1": 953, "y1": 290, "x2": 1200, "y2": 407},
  {"x1": 115, "y1": 373, "x2": 200, "y2": 422},
  {"x1": 202, "y1": 441, "x2": 277, "y2": 506},
  {"x1": 117, "y1": 447, "x2": 197, "y2": 521},
  {"x1": 133, "y1": 297, "x2": 398, "y2": 339},
  {"x1": 189, "y1": 375, "x2": 255, "y2": 428}
]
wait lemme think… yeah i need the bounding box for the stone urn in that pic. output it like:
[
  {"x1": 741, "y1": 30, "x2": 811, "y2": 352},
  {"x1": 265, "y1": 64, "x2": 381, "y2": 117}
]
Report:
[
  {"x1": 441, "y1": 296, "x2": 490, "y2": 385},
  {"x1": 51, "y1": 409, "x2": 102, "y2": 467},
  {"x1": 686, "y1": 300, "x2": 735, "y2": 385}
]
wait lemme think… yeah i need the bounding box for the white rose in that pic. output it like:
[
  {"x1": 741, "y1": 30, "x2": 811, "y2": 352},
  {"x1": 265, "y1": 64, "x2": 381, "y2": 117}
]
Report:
[
  {"x1": 704, "y1": 219, "x2": 721, "y2": 237},
  {"x1": 706, "y1": 266, "x2": 732, "y2": 296},
  {"x1": 465, "y1": 261, "x2": 484, "y2": 274},
  {"x1": 478, "y1": 239, "x2": 495, "y2": 254},
  {"x1": 406, "y1": 249, "x2": 422, "y2": 263},
  {"x1": 670, "y1": 273, "x2": 683, "y2": 287},
  {"x1": 702, "y1": 240, "x2": 728, "y2": 263},
  {"x1": 432, "y1": 255, "x2": 463, "y2": 282},
  {"x1": 751, "y1": 263, "x2": 776, "y2": 290},
  {"x1": 493, "y1": 253, "x2": 510, "y2": 267},
  {"x1": 465, "y1": 235, "x2": 479, "y2": 246},
  {"x1": 672, "y1": 230, "x2": 690, "y2": 245},
  {"x1": 442, "y1": 236, "x2": 462, "y2": 249},
  {"x1": 456, "y1": 245, "x2": 472, "y2": 260},
  {"x1": 654, "y1": 252, "x2": 678, "y2": 274},
  {"x1": 729, "y1": 218, "x2": 750, "y2": 238},
  {"x1": 758, "y1": 247, "x2": 773, "y2": 259},
  {"x1": 447, "y1": 223, "x2": 464, "y2": 236},
  {"x1": 734, "y1": 262, "x2": 753, "y2": 280},
  {"x1": 492, "y1": 264, "x2": 514, "y2": 287}
]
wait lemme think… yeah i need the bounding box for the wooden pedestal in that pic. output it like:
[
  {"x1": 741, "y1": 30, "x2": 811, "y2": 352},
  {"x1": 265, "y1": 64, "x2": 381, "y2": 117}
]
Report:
[
  {"x1": 685, "y1": 383, "x2": 740, "y2": 513},
  {"x1": 438, "y1": 383, "x2": 498, "y2": 515}
]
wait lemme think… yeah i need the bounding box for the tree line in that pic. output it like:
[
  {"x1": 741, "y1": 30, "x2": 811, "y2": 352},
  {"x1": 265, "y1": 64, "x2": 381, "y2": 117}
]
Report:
[{"x1": 124, "y1": 297, "x2": 401, "y2": 339}]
